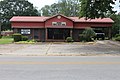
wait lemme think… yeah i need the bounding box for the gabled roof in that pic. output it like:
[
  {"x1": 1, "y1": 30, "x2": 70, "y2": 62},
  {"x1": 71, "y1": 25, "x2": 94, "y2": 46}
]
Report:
[
  {"x1": 10, "y1": 14, "x2": 114, "y2": 23},
  {"x1": 44, "y1": 14, "x2": 74, "y2": 21}
]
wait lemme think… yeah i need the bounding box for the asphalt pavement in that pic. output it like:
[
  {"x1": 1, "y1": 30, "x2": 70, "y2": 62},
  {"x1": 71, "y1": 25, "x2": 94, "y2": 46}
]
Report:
[{"x1": 0, "y1": 56, "x2": 120, "y2": 80}]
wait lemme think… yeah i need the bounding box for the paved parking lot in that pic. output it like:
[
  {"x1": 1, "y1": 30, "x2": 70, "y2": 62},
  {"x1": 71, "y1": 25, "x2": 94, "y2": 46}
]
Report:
[{"x1": 0, "y1": 40, "x2": 120, "y2": 56}]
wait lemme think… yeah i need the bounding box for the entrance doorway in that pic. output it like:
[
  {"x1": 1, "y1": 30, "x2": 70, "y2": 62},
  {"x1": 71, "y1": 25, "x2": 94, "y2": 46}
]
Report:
[{"x1": 48, "y1": 28, "x2": 70, "y2": 40}]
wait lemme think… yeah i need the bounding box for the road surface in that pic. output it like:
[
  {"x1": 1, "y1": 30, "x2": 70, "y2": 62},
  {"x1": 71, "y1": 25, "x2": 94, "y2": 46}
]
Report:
[{"x1": 0, "y1": 56, "x2": 120, "y2": 80}]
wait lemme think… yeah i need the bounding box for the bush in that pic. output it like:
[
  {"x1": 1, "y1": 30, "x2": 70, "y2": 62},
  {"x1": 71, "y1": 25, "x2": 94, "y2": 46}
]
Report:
[
  {"x1": 82, "y1": 28, "x2": 96, "y2": 42},
  {"x1": 22, "y1": 36, "x2": 28, "y2": 41},
  {"x1": 115, "y1": 34, "x2": 120, "y2": 38},
  {"x1": 115, "y1": 36, "x2": 120, "y2": 41},
  {"x1": 13, "y1": 33, "x2": 22, "y2": 42},
  {"x1": 31, "y1": 39, "x2": 37, "y2": 42},
  {"x1": 0, "y1": 35, "x2": 2, "y2": 39},
  {"x1": 2, "y1": 35, "x2": 13, "y2": 39},
  {"x1": 66, "y1": 37, "x2": 73, "y2": 42},
  {"x1": 79, "y1": 34, "x2": 85, "y2": 41}
]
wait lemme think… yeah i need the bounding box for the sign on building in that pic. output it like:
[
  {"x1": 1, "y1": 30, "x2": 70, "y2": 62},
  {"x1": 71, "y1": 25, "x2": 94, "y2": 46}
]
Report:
[{"x1": 21, "y1": 29, "x2": 30, "y2": 34}]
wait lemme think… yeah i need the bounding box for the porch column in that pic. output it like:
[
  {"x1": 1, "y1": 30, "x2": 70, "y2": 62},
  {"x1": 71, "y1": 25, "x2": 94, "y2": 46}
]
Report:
[
  {"x1": 45, "y1": 28, "x2": 48, "y2": 41},
  {"x1": 108, "y1": 27, "x2": 112, "y2": 39},
  {"x1": 70, "y1": 29, "x2": 73, "y2": 37}
]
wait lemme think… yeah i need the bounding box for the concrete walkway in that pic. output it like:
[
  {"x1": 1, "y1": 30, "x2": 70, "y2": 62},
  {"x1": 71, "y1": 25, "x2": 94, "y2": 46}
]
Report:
[{"x1": 0, "y1": 40, "x2": 120, "y2": 56}]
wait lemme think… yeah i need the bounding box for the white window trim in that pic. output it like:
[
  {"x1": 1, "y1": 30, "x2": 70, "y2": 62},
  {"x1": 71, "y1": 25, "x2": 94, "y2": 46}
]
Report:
[
  {"x1": 52, "y1": 22, "x2": 57, "y2": 26},
  {"x1": 61, "y1": 22, "x2": 66, "y2": 26}
]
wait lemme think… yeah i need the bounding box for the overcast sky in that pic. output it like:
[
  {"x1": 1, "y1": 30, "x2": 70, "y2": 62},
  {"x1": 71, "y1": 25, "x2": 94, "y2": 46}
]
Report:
[
  {"x1": 114, "y1": 0, "x2": 120, "y2": 13},
  {"x1": 28, "y1": 0, "x2": 58, "y2": 9},
  {"x1": 0, "y1": 0, "x2": 119, "y2": 13},
  {"x1": 28, "y1": 0, "x2": 120, "y2": 13}
]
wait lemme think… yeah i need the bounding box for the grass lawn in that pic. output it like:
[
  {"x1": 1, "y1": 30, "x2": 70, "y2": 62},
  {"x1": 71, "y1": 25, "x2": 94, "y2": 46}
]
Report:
[{"x1": 0, "y1": 37, "x2": 13, "y2": 44}]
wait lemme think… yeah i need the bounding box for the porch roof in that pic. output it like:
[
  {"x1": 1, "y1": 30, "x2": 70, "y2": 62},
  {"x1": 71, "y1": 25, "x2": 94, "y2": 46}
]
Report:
[{"x1": 69, "y1": 17, "x2": 114, "y2": 23}]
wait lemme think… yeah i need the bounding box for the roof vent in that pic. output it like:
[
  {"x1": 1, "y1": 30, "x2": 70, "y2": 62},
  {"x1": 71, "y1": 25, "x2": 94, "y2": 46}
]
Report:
[{"x1": 57, "y1": 16, "x2": 61, "y2": 19}]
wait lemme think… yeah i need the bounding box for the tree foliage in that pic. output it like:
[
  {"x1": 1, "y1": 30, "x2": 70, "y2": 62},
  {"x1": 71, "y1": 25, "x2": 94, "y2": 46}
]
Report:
[
  {"x1": 41, "y1": 0, "x2": 80, "y2": 16},
  {"x1": 79, "y1": 0, "x2": 117, "y2": 19},
  {"x1": 110, "y1": 14, "x2": 120, "y2": 36},
  {"x1": 0, "y1": 0, "x2": 39, "y2": 30}
]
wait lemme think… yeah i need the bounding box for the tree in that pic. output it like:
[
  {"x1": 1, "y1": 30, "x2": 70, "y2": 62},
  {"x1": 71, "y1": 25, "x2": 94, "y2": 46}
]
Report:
[
  {"x1": 79, "y1": 0, "x2": 116, "y2": 19},
  {"x1": 41, "y1": 5, "x2": 51, "y2": 16},
  {"x1": 110, "y1": 14, "x2": 120, "y2": 36},
  {"x1": 0, "y1": 0, "x2": 39, "y2": 30},
  {"x1": 41, "y1": 0, "x2": 80, "y2": 16},
  {"x1": 58, "y1": 0, "x2": 80, "y2": 16},
  {"x1": 0, "y1": 21, "x2": 1, "y2": 38}
]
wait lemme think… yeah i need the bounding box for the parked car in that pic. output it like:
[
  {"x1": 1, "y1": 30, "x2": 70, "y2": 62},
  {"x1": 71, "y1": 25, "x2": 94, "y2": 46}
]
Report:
[{"x1": 94, "y1": 30, "x2": 105, "y2": 40}]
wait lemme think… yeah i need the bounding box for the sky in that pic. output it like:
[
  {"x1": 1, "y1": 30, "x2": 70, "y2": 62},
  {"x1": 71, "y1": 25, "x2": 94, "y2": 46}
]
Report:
[
  {"x1": 28, "y1": 0, "x2": 58, "y2": 9},
  {"x1": 28, "y1": 0, "x2": 120, "y2": 13},
  {"x1": 0, "y1": 0, "x2": 119, "y2": 13},
  {"x1": 114, "y1": 0, "x2": 120, "y2": 13}
]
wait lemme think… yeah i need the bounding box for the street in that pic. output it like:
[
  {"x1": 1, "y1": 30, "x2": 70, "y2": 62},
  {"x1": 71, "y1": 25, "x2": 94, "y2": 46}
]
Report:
[{"x1": 0, "y1": 56, "x2": 120, "y2": 80}]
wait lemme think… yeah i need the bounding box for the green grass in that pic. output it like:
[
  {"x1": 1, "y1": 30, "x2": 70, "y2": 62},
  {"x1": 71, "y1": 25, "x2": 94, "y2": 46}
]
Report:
[{"x1": 0, "y1": 37, "x2": 13, "y2": 44}]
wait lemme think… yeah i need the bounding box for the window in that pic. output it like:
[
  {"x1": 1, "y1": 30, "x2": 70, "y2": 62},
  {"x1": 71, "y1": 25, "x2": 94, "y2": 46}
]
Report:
[
  {"x1": 21, "y1": 29, "x2": 30, "y2": 34},
  {"x1": 61, "y1": 22, "x2": 66, "y2": 26},
  {"x1": 52, "y1": 22, "x2": 57, "y2": 26},
  {"x1": 57, "y1": 22, "x2": 61, "y2": 26}
]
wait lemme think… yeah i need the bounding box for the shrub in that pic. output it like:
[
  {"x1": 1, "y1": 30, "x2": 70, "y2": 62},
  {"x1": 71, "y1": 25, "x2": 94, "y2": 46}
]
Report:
[
  {"x1": 115, "y1": 34, "x2": 120, "y2": 38},
  {"x1": 13, "y1": 33, "x2": 22, "y2": 42},
  {"x1": 66, "y1": 37, "x2": 73, "y2": 42},
  {"x1": 115, "y1": 36, "x2": 120, "y2": 41},
  {"x1": 31, "y1": 39, "x2": 37, "y2": 42},
  {"x1": 2, "y1": 35, "x2": 13, "y2": 38},
  {"x1": 79, "y1": 34, "x2": 85, "y2": 41},
  {"x1": 82, "y1": 28, "x2": 96, "y2": 42},
  {"x1": 22, "y1": 36, "x2": 28, "y2": 41},
  {"x1": 0, "y1": 35, "x2": 2, "y2": 39}
]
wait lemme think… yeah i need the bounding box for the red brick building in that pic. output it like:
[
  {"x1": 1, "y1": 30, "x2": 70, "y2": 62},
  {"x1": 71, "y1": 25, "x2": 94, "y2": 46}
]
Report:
[{"x1": 10, "y1": 14, "x2": 114, "y2": 41}]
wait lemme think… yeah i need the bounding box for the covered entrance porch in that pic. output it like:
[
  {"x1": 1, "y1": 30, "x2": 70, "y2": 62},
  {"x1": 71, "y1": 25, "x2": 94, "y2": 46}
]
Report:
[{"x1": 46, "y1": 28, "x2": 72, "y2": 41}]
